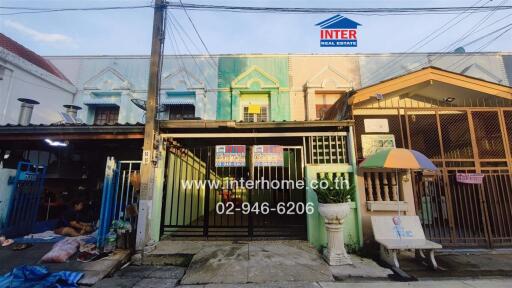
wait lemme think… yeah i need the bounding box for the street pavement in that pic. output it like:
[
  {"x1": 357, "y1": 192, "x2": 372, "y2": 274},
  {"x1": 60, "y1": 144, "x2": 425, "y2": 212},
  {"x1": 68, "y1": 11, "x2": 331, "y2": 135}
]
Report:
[
  {"x1": 92, "y1": 265, "x2": 512, "y2": 288},
  {"x1": 92, "y1": 265, "x2": 185, "y2": 288},
  {"x1": 92, "y1": 241, "x2": 512, "y2": 287}
]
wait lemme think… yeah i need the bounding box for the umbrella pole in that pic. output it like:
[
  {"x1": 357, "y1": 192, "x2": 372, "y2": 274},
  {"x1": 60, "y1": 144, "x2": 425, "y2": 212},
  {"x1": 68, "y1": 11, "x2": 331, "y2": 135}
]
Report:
[{"x1": 396, "y1": 169, "x2": 400, "y2": 217}]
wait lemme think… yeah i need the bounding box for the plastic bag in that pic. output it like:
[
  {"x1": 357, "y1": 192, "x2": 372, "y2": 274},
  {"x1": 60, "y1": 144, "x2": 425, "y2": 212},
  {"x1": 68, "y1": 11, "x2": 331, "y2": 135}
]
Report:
[{"x1": 41, "y1": 238, "x2": 80, "y2": 263}]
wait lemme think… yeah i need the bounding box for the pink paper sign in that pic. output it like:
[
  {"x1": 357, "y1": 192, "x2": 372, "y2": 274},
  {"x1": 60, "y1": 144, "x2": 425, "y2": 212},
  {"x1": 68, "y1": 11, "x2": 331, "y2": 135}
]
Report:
[{"x1": 456, "y1": 173, "x2": 484, "y2": 184}]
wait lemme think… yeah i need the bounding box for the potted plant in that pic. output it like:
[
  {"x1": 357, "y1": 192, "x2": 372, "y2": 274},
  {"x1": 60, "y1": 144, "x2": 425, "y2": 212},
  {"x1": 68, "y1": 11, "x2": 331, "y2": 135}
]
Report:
[{"x1": 314, "y1": 175, "x2": 354, "y2": 265}]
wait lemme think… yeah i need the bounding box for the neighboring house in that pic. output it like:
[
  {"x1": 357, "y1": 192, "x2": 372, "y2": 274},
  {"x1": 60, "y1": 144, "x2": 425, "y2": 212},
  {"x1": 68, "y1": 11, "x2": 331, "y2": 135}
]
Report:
[
  {"x1": 290, "y1": 53, "x2": 510, "y2": 121},
  {"x1": 324, "y1": 66, "x2": 512, "y2": 249},
  {"x1": 47, "y1": 55, "x2": 217, "y2": 124},
  {"x1": 0, "y1": 33, "x2": 76, "y2": 125}
]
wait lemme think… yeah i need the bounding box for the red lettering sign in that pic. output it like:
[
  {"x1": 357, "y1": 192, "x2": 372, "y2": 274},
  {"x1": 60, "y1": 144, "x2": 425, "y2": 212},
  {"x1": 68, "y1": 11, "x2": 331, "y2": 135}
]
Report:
[
  {"x1": 320, "y1": 29, "x2": 357, "y2": 40},
  {"x1": 349, "y1": 30, "x2": 357, "y2": 39}
]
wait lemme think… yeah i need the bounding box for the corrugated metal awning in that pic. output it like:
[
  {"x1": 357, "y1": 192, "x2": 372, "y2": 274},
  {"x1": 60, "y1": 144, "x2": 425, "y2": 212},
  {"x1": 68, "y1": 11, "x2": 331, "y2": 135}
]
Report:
[
  {"x1": 83, "y1": 98, "x2": 121, "y2": 106},
  {"x1": 160, "y1": 92, "x2": 196, "y2": 105},
  {"x1": 83, "y1": 91, "x2": 122, "y2": 106}
]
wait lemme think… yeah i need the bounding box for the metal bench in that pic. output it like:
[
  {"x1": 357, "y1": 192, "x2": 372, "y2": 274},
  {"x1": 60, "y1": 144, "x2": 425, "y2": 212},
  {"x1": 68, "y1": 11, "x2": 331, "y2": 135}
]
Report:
[{"x1": 371, "y1": 216, "x2": 442, "y2": 270}]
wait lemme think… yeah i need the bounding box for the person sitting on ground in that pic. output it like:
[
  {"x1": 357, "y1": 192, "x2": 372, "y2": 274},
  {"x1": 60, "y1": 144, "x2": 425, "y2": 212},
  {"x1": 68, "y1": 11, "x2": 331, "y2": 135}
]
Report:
[{"x1": 54, "y1": 199, "x2": 94, "y2": 237}]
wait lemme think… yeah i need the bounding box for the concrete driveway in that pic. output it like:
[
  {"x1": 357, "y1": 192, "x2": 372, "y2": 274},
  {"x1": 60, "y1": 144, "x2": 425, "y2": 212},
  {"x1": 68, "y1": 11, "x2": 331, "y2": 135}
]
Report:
[{"x1": 180, "y1": 241, "x2": 334, "y2": 284}]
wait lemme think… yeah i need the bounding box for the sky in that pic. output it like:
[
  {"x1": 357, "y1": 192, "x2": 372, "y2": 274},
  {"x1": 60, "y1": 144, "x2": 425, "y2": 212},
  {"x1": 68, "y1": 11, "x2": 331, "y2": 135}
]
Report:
[{"x1": 0, "y1": 0, "x2": 511, "y2": 56}]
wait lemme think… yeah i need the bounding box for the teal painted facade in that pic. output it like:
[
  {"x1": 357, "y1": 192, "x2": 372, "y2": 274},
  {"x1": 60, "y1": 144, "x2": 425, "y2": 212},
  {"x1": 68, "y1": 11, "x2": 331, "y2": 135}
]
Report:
[{"x1": 216, "y1": 56, "x2": 291, "y2": 121}]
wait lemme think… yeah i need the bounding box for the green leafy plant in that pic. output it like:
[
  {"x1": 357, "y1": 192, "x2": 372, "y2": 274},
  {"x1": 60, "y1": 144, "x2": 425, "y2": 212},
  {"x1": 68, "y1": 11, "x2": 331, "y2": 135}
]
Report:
[{"x1": 314, "y1": 176, "x2": 354, "y2": 204}]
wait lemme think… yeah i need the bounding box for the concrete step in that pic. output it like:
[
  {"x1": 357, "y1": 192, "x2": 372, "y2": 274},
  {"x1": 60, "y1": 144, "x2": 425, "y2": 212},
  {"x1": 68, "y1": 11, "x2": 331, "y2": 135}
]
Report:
[
  {"x1": 330, "y1": 255, "x2": 394, "y2": 281},
  {"x1": 141, "y1": 252, "x2": 193, "y2": 266}
]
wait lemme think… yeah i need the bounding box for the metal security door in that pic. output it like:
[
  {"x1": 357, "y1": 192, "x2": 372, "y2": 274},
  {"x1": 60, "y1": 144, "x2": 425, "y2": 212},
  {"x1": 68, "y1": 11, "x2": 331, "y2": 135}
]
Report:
[
  {"x1": 204, "y1": 145, "x2": 249, "y2": 237},
  {"x1": 161, "y1": 144, "x2": 306, "y2": 239},
  {"x1": 3, "y1": 162, "x2": 46, "y2": 238},
  {"x1": 406, "y1": 108, "x2": 512, "y2": 248},
  {"x1": 250, "y1": 146, "x2": 306, "y2": 238},
  {"x1": 414, "y1": 170, "x2": 512, "y2": 248}
]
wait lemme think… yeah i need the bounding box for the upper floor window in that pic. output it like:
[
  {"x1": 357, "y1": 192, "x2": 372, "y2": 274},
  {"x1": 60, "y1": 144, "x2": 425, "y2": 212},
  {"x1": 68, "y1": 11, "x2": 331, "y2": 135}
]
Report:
[
  {"x1": 243, "y1": 106, "x2": 268, "y2": 122},
  {"x1": 315, "y1": 105, "x2": 332, "y2": 120},
  {"x1": 169, "y1": 104, "x2": 195, "y2": 120},
  {"x1": 94, "y1": 106, "x2": 119, "y2": 125},
  {"x1": 315, "y1": 93, "x2": 342, "y2": 119}
]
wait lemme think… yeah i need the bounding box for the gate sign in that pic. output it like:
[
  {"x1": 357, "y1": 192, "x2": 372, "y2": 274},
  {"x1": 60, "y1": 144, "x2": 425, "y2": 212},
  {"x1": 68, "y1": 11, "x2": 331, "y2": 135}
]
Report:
[
  {"x1": 456, "y1": 173, "x2": 484, "y2": 184},
  {"x1": 253, "y1": 145, "x2": 284, "y2": 167},
  {"x1": 215, "y1": 145, "x2": 246, "y2": 167}
]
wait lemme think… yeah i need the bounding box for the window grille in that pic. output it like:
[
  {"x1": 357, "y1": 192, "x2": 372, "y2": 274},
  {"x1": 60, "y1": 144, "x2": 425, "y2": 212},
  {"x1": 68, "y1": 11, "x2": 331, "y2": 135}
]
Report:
[
  {"x1": 304, "y1": 135, "x2": 348, "y2": 164},
  {"x1": 243, "y1": 106, "x2": 268, "y2": 122}
]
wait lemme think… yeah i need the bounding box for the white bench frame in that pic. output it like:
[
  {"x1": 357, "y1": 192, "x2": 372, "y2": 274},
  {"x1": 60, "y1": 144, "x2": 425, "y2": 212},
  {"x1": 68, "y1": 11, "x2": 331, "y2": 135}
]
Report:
[{"x1": 371, "y1": 216, "x2": 442, "y2": 270}]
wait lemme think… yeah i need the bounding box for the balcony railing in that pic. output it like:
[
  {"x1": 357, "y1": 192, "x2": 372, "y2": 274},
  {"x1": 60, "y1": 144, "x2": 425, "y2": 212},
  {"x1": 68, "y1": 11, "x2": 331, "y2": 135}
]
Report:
[{"x1": 363, "y1": 170, "x2": 408, "y2": 212}]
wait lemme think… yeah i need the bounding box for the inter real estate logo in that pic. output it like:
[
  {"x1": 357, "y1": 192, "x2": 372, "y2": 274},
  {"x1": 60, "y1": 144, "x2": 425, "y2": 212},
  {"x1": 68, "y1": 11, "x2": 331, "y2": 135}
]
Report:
[{"x1": 316, "y1": 15, "x2": 361, "y2": 47}]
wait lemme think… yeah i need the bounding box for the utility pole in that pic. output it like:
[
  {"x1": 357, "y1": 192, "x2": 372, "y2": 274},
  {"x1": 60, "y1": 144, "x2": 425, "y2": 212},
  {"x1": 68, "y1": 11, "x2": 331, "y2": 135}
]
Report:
[{"x1": 136, "y1": 0, "x2": 166, "y2": 250}]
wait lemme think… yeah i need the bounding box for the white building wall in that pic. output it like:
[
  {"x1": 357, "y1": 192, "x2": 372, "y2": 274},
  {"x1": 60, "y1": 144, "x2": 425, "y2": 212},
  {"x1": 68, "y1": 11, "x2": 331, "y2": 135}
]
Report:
[{"x1": 0, "y1": 48, "x2": 76, "y2": 125}]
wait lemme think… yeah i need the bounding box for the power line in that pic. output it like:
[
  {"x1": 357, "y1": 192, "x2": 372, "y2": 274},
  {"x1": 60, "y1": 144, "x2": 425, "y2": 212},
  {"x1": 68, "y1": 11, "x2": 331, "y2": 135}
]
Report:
[
  {"x1": 165, "y1": 2, "x2": 512, "y2": 15},
  {"x1": 3, "y1": 3, "x2": 512, "y2": 16},
  {"x1": 422, "y1": 0, "x2": 508, "y2": 66},
  {"x1": 165, "y1": 13, "x2": 194, "y2": 86},
  {"x1": 474, "y1": 11, "x2": 512, "y2": 30},
  {"x1": 170, "y1": 8, "x2": 217, "y2": 70},
  {"x1": 449, "y1": 26, "x2": 512, "y2": 70},
  {"x1": 403, "y1": 22, "x2": 512, "y2": 74},
  {"x1": 437, "y1": 0, "x2": 507, "y2": 53},
  {"x1": 168, "y1": 11, "x2": 217, "y2": 73},
  {"x1": 459, "y1": 22, "x2": 512, "y2": 47},
  {"x1": 167, "y1": 12, "x2": 215, "y2": 88},
  {"x1": 177, "y1": 0, "x2": 214, "y2": 62},
  {"x1": 403, "y1": 1, "x2": 510, "y2": 73},
  {"x1": 364, "y1": 0, "x2": 489, "y2": 84},
  {"x1": 0, "y1": 5, "x2": 154, "y2": 16},
  {"x1": 169, "y1": 12, "x2": 203, "y2": 54}
]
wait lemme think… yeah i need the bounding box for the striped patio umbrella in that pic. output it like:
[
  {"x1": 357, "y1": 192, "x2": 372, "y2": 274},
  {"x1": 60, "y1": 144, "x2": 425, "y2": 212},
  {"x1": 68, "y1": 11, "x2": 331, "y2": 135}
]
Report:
[
  {"x1": 360, "y1": 148, "x2": 437, "y2": 170},
  {"x1": 360, "y1": 148, "x2": 436, "y2": 217}
]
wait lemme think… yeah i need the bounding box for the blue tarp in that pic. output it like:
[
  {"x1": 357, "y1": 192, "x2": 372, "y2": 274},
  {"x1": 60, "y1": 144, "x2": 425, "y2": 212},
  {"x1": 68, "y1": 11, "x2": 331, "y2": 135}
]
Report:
[{"x1": 0, "y1": 265, "x2": 83, "y2": 288}]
